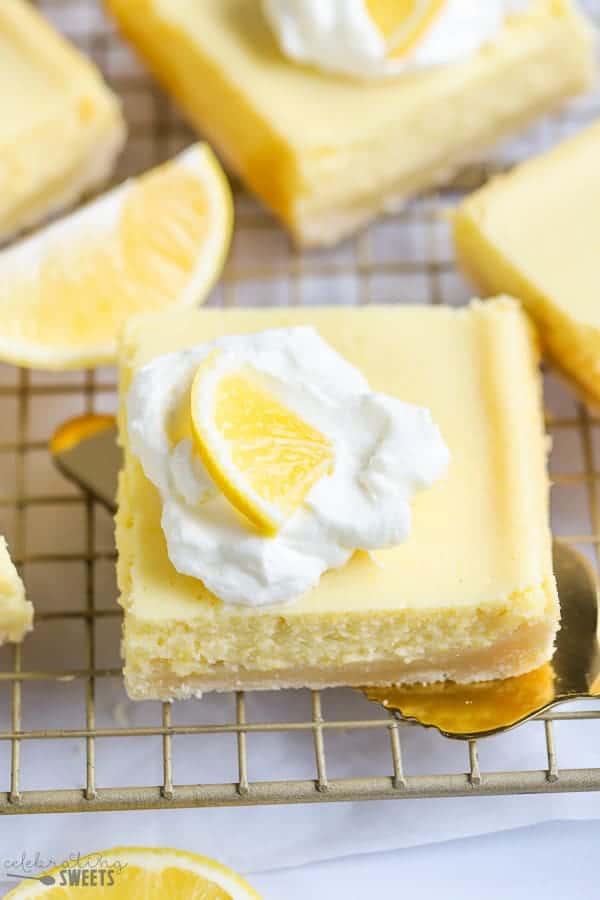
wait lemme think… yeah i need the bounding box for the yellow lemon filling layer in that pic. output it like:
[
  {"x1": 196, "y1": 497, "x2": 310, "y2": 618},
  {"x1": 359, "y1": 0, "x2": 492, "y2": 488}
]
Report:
[
  {"x1": 454, "y1": 118, "x2": 600, "y2": 405},
  {"x1": 0, "y1": 0, "x2": 125, "y2": 242}
]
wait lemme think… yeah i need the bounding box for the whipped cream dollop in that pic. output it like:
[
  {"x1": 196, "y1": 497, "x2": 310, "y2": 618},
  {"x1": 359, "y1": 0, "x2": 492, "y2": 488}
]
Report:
[
  {"x1": 263, "y1": 0, "x2": 529, "y2": 79},
  {"x1": 128, "y1": 327, "x2": 450, "y2": 607}
]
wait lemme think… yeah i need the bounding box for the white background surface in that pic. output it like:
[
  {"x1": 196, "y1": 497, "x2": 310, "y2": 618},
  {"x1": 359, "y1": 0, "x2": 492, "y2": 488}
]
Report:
[
  {"x1": 2, "y1": 819, "x2": 599, "y2": 897},
  {"x1": 249, "y1": 820, "x2": 600, "y2": 898}
]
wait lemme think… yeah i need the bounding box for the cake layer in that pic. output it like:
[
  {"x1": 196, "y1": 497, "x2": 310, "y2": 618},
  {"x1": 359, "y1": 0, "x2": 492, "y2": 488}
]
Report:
[
  {"x1": 125, "y1": 618, "x2": 556, "y2": 701},
  {"x1": 116, "y1": 300, "x2": 558, "y2": 699},
  {"x1": 0, "y1": 537, "x2": 32, "y2": 645},
  {"x1": 0, "y1": 0, "x2": 125, "y2": 242},
  {"x1": 454, "y1": 118, "x2": 600, "y2": 405},
  {"x1": 107, "y1": 0, "x2": 594, "y2": 246}
]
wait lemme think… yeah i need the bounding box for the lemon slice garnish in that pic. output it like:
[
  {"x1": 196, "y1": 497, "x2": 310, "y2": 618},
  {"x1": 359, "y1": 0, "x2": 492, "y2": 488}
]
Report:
[
  {"x1": 4, "y1": 847, "x2": 260, "y2": 899},
  {"x1": 0, "y1": 144, "x2": 232, "y2": 370},
  {"x1": 190, "y1": 351, "x2": 335, "y2": 536},
  {"x1": 366, "y1": 0, "x2": 447, "y2": 59}
]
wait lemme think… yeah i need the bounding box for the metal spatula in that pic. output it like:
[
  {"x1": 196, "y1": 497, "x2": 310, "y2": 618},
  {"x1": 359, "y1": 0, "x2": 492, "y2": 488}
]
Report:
[
  {"x1": 365, "y1": 540, "x2": 600, "y2": 739},
  {"x1": 51, "y1": 414, "x2": 600, "y2": 740}
]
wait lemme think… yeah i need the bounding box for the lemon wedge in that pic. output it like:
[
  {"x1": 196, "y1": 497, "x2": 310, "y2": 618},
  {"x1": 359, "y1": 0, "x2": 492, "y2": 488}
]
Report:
[
  {"x1": 366, "y1": 0, "x2": 446, "y2": 58},
  {"x1": 0, "y1": 143, "x2": 232, "y2": 370},
  {"x1": 4, "y1": 846, "x2": 260, "y2": 899},
  {"x1": 190, "y1": 351, "x2": 335, "y2": 536}
]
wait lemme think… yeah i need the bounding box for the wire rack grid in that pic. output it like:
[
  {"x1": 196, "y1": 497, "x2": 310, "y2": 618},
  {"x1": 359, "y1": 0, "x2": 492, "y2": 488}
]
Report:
[{"x1": 0, "y1": 0, "x2": 599, "y2": 817}]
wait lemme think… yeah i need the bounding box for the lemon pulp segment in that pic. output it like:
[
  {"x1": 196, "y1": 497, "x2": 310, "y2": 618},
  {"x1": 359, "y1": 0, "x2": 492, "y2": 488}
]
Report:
[
  {"x1": 0, "y1": 145, "x2": 232, "y2": 369},
  {"x1": 190, "y1": 356, "x2": 334, "y2": 534},
  {"x1": 366, "y1": 0, "x2": 447, "y2": 56}
]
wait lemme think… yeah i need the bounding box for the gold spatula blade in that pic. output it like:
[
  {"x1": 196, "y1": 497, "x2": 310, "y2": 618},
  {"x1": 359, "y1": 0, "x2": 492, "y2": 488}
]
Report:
[
  {"x1": 364, "y1": 542, "x2": 600, "y2": 739},
  {"x1": 50, "y1": 414, "x2": 119, "y2": 511}
]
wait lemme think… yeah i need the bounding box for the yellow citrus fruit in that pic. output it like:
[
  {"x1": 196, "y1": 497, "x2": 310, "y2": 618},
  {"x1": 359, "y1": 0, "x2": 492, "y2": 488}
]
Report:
[
  {"x1": 190, "y1": 351, "x2": 335, "y2": 535},
  {"x1": 365, "y1": 0, "x2": 446, "y2": 57},
  {"x1": 0, "y1": 144, "x2": 232, "y2": 370},
  {"x1": 4, "y1": 847, "x2": 260, "y2": 899}
]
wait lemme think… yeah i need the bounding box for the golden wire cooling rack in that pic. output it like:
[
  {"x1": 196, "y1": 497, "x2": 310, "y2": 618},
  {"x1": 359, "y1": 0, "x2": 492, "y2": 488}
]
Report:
[{"x1": 0, "y1": 0, "x2": 599, "y2": 816}]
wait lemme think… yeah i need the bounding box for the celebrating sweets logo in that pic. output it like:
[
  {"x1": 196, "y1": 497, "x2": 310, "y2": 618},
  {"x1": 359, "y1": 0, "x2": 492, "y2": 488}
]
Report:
[{"x1": 3, "y1": 851, "x2": 127, "y2": 888}]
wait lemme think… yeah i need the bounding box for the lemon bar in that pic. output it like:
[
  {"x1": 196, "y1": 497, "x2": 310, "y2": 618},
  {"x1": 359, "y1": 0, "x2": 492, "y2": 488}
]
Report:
[
  {"x1": 0, "y1": 537, "x2": 31, "y2": 645},
  {"x1": 454, "y1": 119, "x2": 600, "y2": 405},
  {"x1": 116, "y1": 300, "x2": 558, "y2": 700},
  {"x1": 106, "y1": 0, "x2": 594, "y2": 247},
  {"x1": 0, "y1": 0, "x2": 125, "y2": 243}
]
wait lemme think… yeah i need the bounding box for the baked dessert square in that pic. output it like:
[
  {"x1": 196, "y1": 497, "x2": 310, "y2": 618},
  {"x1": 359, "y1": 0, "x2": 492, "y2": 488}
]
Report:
[
  {"x1": 454, "y1": 118, "x2": 600, "y2": 405},
  {"x1": 106, "y1": 0, "x2": 595, "y2": 247},
  {"x1": 116, "y1": 299, "x2": 558, "y2": 700},
  {"x1": 0, "y1": 0, "x2": 125, "y2": 243},
  {"x1": 0, "y1": 537, "x2": 32, "y2": 645}
]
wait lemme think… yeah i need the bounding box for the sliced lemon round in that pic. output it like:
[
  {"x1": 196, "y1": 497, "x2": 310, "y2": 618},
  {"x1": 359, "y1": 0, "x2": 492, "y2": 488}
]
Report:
[
  {"x1": 4, "y1": 846, "x2": 260, "y2": 898},
  {"x1": 0, "y1": 143, "x2": 232, "y2": 370},
  {"x1": 190, "y1": 351, "x2": 335, "y2": 536},
  {"x1": 366, "y1": 0, "x2": 446, "y2": 59}
]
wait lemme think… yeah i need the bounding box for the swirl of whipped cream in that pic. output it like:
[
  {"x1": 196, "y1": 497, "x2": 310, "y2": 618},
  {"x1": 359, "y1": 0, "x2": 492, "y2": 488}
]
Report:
[
  {"x1": 127, "y1": 327, "x2": 450, "y2": 606},
  {"x1": 262, "y1": 0, "x2": 529, "y2": 79}
]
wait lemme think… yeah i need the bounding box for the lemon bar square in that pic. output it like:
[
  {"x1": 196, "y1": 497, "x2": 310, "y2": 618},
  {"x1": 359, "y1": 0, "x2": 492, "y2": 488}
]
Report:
[
  {"x1": 116, "y1": 299, "x2": 558, "y2": 700},
  {"x1": 0, "y1": 537, "x2": 32, "y2": 645},
  {"x1": 0, "y1": 0, "x2": 125, "y2": 243},
  {"x1": 454, "y1": 118, "x2": 600, "y2": 405},
  {"x1": 106, "y1": 0, "x2": 594, "y2": 247}
]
